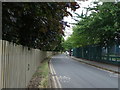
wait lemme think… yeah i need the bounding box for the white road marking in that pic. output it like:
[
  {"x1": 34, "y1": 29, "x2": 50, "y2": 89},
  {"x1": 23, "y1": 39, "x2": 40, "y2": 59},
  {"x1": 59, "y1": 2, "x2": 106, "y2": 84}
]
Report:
[
  {"x1": 58, "y1": 75, "x2": 71, "y2": 83},
  {"x1": 49, "y1": 60, "x2": 57, "y2": 88},
  {"x1": 109, "y1": 72, "x2": 119, "y2": 77},
  {"x1": 50, "y1": 60, "x2": 62, "y2": 88}
]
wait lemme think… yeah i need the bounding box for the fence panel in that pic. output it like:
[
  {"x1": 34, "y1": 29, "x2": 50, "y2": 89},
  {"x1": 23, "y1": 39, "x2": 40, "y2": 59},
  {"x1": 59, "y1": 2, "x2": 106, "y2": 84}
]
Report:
[
  {"x1": 0, "y1": 40, "x2": 55, "y2": 88},
  {"x1": 73, "y1": 44, "x2": 120, "y2": 65}
]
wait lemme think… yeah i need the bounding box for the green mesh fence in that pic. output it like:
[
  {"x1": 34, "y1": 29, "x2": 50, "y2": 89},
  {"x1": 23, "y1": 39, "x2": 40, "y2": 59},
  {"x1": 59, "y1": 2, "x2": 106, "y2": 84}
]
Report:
[{"x1": 72, "y1": 45, "x2": 120, "y2": 65}]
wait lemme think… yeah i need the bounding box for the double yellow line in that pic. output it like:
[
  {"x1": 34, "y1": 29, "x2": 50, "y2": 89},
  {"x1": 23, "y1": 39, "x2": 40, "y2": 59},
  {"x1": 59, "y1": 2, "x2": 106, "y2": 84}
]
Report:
[{"x1": 49, "y1": 60, "x2": 62, "y2": 88}]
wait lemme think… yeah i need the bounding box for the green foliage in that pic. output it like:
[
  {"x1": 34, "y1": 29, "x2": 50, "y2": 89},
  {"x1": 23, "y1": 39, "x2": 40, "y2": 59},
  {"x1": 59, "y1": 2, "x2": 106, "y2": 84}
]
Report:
[
  {"x1": 64, "y1": 2, "x2": 120, "y2": 49},
  {"x1": 62, "y1": 36, "x2": 74, "y2": 50}
]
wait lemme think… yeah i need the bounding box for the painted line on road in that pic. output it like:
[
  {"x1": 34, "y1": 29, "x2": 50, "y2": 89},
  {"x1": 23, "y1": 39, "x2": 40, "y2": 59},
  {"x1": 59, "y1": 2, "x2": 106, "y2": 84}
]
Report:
[
  {"x1": 49, "y1": 60, "x2": 62, "y2": 88},
  {"x1": 51, "y1": 62, "x2": 62, "y2": 88},
  {"x1": 49, "y1": 60, "x2": 57, "y2": 88}
]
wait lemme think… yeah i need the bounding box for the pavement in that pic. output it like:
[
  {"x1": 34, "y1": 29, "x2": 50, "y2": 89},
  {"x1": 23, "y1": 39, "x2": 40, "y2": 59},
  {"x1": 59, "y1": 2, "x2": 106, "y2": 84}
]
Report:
[
  {"x1": 71, "y1": 56, "x2": 120, "y2": 74},
  {"x1": 50, "y1": 54, "x2": 119, "y2": 88}
]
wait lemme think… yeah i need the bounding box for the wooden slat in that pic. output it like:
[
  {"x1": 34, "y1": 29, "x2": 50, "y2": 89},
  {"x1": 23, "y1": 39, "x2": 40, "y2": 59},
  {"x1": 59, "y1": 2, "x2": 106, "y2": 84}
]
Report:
[{"x1": 0, "y1": 40, "x2": 54, "y2": 88}]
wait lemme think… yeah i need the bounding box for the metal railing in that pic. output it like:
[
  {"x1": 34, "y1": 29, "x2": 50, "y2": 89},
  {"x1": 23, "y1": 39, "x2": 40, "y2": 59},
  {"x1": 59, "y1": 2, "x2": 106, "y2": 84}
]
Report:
[{"x1": 72, "y1": 45, "x2": 120, "y2": 65}]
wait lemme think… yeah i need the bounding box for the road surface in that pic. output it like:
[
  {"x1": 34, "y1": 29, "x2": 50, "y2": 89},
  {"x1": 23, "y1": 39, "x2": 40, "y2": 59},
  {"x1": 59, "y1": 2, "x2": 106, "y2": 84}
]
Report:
[{"x1": 51, "y1": 54, "x2": 118, "y2": 88}]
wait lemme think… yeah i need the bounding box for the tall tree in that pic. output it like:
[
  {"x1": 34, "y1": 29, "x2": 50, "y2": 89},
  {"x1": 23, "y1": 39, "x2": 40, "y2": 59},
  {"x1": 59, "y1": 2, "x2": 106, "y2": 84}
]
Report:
[
  {"x1": 2, "y1": 2, "x2": 80, "y2": 50},
  {"x1": 64, "y1": 2, "x2": 120, "y2": 49}
]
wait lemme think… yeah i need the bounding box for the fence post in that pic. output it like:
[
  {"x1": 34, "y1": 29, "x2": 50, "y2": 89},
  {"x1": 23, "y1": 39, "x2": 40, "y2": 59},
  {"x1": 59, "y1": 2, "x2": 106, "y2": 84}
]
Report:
[{"x1": 107, "y1": 46, "x2": 110, "y2": 61}]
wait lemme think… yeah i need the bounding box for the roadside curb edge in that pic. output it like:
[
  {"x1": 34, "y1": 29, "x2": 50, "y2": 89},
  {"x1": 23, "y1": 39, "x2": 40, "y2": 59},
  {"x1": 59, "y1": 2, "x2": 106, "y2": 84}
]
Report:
[{"x1": 71, "y1": 56, "x2": 120, "y2": 74}]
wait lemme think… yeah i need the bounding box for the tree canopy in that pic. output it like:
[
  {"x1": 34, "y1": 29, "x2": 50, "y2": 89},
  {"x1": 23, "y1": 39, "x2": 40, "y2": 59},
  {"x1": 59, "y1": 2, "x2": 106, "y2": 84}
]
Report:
[
  {"x1": 63, "y1": 2, "x2": 120, "y2": 50},
  {"x1": 2, "y1": 2, "x2": 80, "y2": 50}
]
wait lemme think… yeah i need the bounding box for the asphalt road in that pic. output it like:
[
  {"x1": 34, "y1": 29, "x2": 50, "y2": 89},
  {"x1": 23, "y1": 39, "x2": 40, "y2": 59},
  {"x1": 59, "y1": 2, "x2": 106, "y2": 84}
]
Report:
[{"x1": 51, "y1": 54, "x2": 119, "y2": 88}]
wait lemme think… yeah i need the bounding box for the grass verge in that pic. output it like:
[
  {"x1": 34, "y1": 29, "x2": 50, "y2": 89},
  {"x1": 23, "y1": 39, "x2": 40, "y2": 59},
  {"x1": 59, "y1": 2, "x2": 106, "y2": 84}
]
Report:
[
  {"x1": 27, "y1": 57, "x2": 50, "y2": 88},
  {"x1": 38, "y1": 58, "x2": 49, "y2": 88}
]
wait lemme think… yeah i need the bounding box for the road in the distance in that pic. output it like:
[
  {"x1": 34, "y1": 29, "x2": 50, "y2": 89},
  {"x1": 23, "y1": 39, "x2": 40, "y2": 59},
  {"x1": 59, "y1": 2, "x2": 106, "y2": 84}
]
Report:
[{"x1": 51, "y1": 54, "x2": 118, "y2": 88}]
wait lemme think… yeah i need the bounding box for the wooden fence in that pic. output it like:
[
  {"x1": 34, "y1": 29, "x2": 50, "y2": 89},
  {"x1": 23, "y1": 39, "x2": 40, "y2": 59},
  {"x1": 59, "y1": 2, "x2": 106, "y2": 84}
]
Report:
[{"x1": 0, "y1": 40, "x2": 55, "y2": 88}]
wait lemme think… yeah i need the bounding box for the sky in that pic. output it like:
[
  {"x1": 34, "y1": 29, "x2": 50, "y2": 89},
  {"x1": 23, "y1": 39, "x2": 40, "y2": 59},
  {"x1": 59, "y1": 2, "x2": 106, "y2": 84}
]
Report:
[{"x1": 63, "y1": 0, "x2": 98, "y2": 40}]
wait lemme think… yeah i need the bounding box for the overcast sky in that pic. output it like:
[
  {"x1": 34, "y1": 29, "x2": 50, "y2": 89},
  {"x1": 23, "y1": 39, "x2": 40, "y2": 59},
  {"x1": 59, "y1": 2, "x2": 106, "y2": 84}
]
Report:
[{"x1": 63, "y1": 0, "x2": 98, "y2": 40}]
